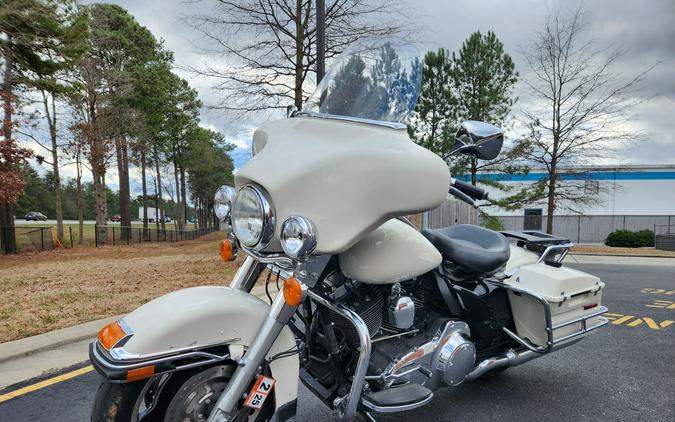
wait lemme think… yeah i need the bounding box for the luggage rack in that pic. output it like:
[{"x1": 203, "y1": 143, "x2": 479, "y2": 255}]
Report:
[
  {"x1": 502, "y1": 230, "x2": 574, "y2": 265},
  {"x1": 486, "y1": 278, "x2": 608, "y2": 354},
  {"x1": 450, "y1": 276, "x2": 608, "y2": 354}
]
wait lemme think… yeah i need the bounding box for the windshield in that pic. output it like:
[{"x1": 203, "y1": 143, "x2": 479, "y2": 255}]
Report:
[{"x1": 302, "y1": 40, "x2": 422, "y2": 128}]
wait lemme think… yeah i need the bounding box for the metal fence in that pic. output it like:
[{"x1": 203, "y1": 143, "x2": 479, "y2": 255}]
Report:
[
  {"x1": 496, "y1": 215, "x2": 675, "y2": 243},
  {"x1": 427, "y1": 198, "x2": 674, "y2": 244},
  {"x1": 94, "y1": 225, "x2": 219, "y2": 247},
  {"x1": 1, "y1": 226, "x2": 59, "y2": 253},
  {"x1": 1, "y1": 225, "x2": 220, "y2": 253},
  {"x1": 655, "y1": 224, "x2": 675, "y2": 251}
]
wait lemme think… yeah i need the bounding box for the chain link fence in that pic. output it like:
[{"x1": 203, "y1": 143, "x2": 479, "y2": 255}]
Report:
[
  {"x1": 655, "y1": 224, "x2": 675, "y2": 251},
  {"x1": 427, "y1": 198, "x2": 675, "y2": 244},
  {"x1": 94, "y1": 225, "x2": 219, "y2": 247},
  {"x1": 1, "y1": 224, "x2": 219, "y2": 253}
]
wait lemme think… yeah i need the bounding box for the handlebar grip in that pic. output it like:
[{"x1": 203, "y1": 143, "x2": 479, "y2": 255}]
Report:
[{"x1": 452, "y1": 179, "x2": 489, "y2": 201}]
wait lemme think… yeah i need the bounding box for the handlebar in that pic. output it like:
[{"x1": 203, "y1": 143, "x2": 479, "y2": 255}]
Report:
[{"x1": 452, "y1": 179, "x2": 489, "y2": 201}]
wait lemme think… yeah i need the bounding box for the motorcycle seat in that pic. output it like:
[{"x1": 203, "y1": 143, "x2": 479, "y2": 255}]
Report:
[{"x1": 421, "y1": 224, "x2": 510, "y2": 276}]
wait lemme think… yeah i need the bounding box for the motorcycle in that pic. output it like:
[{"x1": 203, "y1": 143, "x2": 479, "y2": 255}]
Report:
[{"x1": 90, "y1": 40, "x2": 609, "y2": 422}]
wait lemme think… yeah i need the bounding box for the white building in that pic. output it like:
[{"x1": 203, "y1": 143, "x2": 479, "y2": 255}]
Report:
[
  {"x1": 462, "y1": 165, "x2": 675, "y2": 242},
  {"x1": 472, "y1": 164, "x2": 675, "y2": 217}
]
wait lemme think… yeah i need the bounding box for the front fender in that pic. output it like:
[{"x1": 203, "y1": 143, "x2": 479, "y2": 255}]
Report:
[{"x1": 92, "y1": 286, "x2": 298, "y2": 411}]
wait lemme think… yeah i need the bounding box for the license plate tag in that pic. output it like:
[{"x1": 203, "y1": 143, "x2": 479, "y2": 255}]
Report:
[{"x1": 243, "y1": 375, "x2": 275, "y2": 409}]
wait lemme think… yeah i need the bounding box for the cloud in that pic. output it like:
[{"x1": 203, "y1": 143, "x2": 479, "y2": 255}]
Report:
[{"x1": 74, "y1": 0, "x2": 675, "y2": 171}]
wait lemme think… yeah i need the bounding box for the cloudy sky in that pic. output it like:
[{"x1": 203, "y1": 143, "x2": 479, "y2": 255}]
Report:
[{"x1": 35, "y1": 0, "x2": 675, "y2": 192}]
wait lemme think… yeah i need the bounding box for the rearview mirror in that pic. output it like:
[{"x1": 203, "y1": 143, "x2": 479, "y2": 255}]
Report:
[{"x1": 454, "y1": 120, "x2": 504, "y2": 160}]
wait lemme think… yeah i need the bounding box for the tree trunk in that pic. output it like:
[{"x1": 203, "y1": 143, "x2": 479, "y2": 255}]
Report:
[
  {"x1": 115, "y1": 135, "x2": 131, "y2": 240},
  {"x1": 141, "y1": 150, "x2": 149, "y2": 240},
  {"x1": 43, "y1": 92, "x2": 63, "y2": 242},
  {"x1": 154, "y1": 175, "x2": 160, "y2": 231},
  {"x1": 470, "y1": 158, "x2": 478, "y2": 185},
  {"x1": 76, "y1": 151, "x2": 84, "y2": 245},
  {"x1": 173, "y1": 159, "x2": 182, "y2": 231},
  {"x1": 1, "y1": 36, "x2": 17, "y2": 253},
  {"x1": 92, "y1": 165, "x2": 107, "y2": 243},
  {"x1": 293, "y1": 0, "x2": 304, "y2": 110},
  {"x1": 0, "y1": 204, "x2": 16, "y2": 254},
  {"x1": 180, "y1": 165, "x2": 187, "y2": 230},
  {"x1": 154, "y1": 145, "x2": 165, "y2": 230},
  {"x1": 546, "y1": 169, "x2": 557, "y2": 234}
]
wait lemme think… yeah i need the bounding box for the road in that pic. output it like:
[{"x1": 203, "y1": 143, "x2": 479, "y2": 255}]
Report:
[
  {"x1": 14, "y1": 219, "x2": 97, "y2": 226},
  {"x1": 0, "y1": 263, "x2": 673, "y2": 421}
]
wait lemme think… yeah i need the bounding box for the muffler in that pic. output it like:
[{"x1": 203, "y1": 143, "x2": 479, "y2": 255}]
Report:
[{"x1": 467, "y1": 339, "x2": 581, "y2": 380}]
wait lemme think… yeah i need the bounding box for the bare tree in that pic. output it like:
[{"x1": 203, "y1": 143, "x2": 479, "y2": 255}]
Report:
[
  {"x1": 184, "y1": 0, "x2": 409, "y2": 112},
  {"x1": 521, "y1": 6, "x2": 654, "y2": 233}
]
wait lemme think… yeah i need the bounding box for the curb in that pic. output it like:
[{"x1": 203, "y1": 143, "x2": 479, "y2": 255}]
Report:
[
  {"x1": 571, "y1": 252, "x2": 675, "y2": 259},
  {"x1": 0, "y1": 287, "x2": 277, "y2": 365},
  {"x1": 0, "y1": 315, "x2": 121, "y2": 364}
]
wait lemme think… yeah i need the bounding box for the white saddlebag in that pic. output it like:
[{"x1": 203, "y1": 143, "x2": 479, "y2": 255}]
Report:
[{"x1": 506, "y1": 263, "x2": 605, "y2": 348}]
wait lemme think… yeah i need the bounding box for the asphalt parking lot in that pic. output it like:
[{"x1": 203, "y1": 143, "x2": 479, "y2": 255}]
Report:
[{"x1": 0, "y1": 263, "x2": 673, "y2": 421}]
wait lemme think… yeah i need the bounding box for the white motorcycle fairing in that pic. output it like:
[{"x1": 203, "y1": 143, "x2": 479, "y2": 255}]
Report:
[
  {"x1": 89, "y1": 286, "x2": 299, "y2": 413},
  {"x1": 236, "y1": 116, "x2": 450, "y2": 254}
]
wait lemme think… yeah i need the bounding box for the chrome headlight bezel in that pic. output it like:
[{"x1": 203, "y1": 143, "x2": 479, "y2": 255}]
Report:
[
  {"x1": 280, "y1": 215, "x2": 317, "y2": 259},
  {"x1": 213, "y1": 185, "x2": 236, "y2": 220},
  {"x1": 231, "y1": 184, "x2": 275, "y2": 250}
]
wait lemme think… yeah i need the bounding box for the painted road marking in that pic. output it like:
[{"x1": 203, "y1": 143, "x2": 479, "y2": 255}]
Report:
[
  {"x1": 646, "y1": 300, "x2": 675, "y2": 309},
  {"x1": 0, "y1": 365, "x2": 94, "y2": 404},
  {"x1": 640, "y1": 288, "x2": 675, "y2": 295},
  {"x1": 604, "y1": 313, "x2": 673, "y2": 330}
]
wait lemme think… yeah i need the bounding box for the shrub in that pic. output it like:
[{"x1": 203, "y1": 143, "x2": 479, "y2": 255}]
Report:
[
  {"x1": 636, "y1": 230, "x2": 655, "y2": 247},
  {"x1": 482, "y1": 215, "x2": 505, "y2": 231},
  {"x1": 605, "y1": 229, "x2": 655, "y2": 247}
]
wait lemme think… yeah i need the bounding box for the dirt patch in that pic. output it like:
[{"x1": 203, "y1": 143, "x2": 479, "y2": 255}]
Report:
[
  {"x1": 0, "y1": 232, "x2": 241, "y2": 343},
  {"x1": 572, "y1": 244, "x2": 675, "y2": 257}
]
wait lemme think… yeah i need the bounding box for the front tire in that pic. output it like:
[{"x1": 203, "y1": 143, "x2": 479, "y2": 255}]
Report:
[{"x1": 91, "y1": 364, "x2": 275, "y2": 422}]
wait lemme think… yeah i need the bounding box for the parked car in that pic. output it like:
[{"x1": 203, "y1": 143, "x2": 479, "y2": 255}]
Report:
[
  {"x1": 24, "y1": 212, "x2": 47, "y2": 221},
  {"x1": 164, "y1": 216, "x2": 172, "y2": 223},
  {"x1": 110, "y1": 214, "x2": 121, "y2": 222}
]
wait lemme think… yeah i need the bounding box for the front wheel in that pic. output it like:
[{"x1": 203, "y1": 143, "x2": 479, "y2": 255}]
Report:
[{"x1": 91, "y1": 364, "x2": 275, "y2": 422}]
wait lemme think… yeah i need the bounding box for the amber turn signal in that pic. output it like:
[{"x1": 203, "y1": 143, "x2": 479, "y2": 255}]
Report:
[
  {"x1": 219, "y1": 238, "x2": 235, "y2": 262},
  {"x1": 283, "y1": 277, "x2": 303, "y2": 306},
  {"x1": 98, "y1": 321, "x2": 127, "y2": 350},
  {"x1": 127, "y1": 365, "x2": 155, "y2": 382}
]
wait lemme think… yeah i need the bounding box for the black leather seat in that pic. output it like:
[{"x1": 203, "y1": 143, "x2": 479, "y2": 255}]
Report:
[{"x1": 421, "y1": 224, "x2": 510, "y2": 275}]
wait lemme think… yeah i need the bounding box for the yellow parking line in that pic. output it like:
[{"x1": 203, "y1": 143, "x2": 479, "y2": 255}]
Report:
[
  {"x1": 0, "y1": 365, "x2": 94, "y2": 404},
  {"x1": 611, "y1": 315, "x2": 634, "y2": 325}
]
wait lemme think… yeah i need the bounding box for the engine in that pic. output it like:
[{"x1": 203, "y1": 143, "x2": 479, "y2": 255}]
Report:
[
  {"x1": 316, "y1": 271, "x2": 476, "y2": 389},
  {"x1": 322, "y1": 271, "x2": 435, "y2": 345}
]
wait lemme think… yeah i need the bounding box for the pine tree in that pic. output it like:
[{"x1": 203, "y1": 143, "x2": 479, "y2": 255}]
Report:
[
  {"x1": 449, "y1": 31, "x2": 521, "y2": 186},
  {"x1": 408, "y1": 49, "x2": 456, "y2": 156},
  {"x1": 0, "y1": 0, "x2": 83, "y2": 253}
]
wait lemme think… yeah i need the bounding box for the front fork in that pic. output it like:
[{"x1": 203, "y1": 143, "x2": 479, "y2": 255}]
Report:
[{"x1": 207, "y1": 256, "x2": 303, "y2": 422}]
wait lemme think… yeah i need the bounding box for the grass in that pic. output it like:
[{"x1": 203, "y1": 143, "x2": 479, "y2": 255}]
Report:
[
  {"x1": 0, "y1": 230, "x2": 240, "y2": 343},
  {"x1": 12, "y1": 222, "x2": 202, "y2": 251},
  {"x1": 572, "y1": 244, "x2": 675, "y2": 257}
]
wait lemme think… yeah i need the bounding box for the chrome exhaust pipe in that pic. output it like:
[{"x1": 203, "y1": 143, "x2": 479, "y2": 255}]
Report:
[{"x1": 467, "y1": 339, "x2": 581, "y2": 380}]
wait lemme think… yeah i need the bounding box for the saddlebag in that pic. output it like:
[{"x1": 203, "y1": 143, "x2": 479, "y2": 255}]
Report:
[{"x1": 505, "y1": 262, "x2": 606, "y2": 349}]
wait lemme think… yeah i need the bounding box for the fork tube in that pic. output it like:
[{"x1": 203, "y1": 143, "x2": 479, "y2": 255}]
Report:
[
  {"x1": 207, "y1": 287, "x2": 300, "y2": 422},
  {"x1": 229, "y1": 255, "x2": 265, "y2": 292}
]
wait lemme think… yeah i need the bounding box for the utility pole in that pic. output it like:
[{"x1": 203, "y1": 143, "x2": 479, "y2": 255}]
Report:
[{"x1": 316, "y1": 0, "x2": 325, "y2": 83}]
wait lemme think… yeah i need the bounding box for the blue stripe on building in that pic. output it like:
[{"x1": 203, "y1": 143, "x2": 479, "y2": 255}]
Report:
[{"x1": 458, "y1": 171, "x2": 675, "y2": 182}]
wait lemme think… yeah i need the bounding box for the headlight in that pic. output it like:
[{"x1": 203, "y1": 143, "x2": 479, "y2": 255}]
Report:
[
  {"x1": 281, "y1": 215, "x2": 317, "y2": 259},
  {"x1": 214, "y1": 185, "x2": 236, "y2": 220},
  {"x1": 232, "y1": 185, "x2": 275, "y2": 249}
]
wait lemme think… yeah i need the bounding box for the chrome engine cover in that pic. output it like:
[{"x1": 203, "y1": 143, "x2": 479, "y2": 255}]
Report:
[{"x1": 430, "y1": 321, "x2": 475, "y2": 387}]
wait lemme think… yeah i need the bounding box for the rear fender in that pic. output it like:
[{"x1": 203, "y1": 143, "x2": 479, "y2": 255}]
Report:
[{"x1": 90, "y1": 286, "x2": 298, "y2": 412}]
